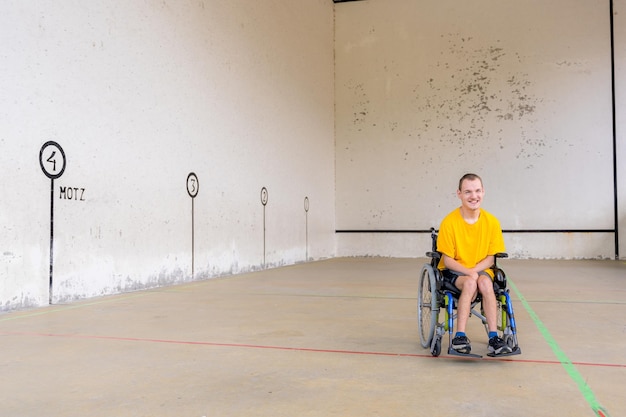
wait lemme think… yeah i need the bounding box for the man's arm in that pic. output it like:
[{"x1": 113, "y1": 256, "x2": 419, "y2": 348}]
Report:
[
  {"x1": 442, "y1": 254, "x2": 495, "y2": 280},
  {"x1": 472, "y1": 255, "x2": 496, "y2": 274}
]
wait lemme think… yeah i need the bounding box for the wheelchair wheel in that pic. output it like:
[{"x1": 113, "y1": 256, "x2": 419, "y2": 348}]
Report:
[
  {"x1": 431, "y1": 334, "x2": 442, "y2": 357},
  {"x1": 418, "y1": 264, "x2": 439, "y2": 348},
  {"x1": 504, "y1": 334, "x2": 517, "y2": 349}
]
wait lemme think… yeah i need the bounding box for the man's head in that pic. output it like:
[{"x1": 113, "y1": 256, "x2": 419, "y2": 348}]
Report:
[{"x1": 457, "y1": 173, "x2": 484, "y2": 212}]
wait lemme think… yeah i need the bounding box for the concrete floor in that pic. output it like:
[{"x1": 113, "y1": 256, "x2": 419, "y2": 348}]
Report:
[{"x1": 0, "y1": 257, "x2": 624, "y2": 417}]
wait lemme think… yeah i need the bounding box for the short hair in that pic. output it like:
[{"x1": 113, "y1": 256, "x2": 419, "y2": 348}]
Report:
[{"x1": 458, "y1": 173, "x2": 483, "y2": 191}]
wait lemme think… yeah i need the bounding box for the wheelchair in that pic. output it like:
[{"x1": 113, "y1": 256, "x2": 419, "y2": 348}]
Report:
[{"x1": 418, "y1": 228, "x2": 521, "y2": 358}]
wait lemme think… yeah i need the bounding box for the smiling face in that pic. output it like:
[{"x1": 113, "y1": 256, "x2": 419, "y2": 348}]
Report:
[{"x1": 457, "y1": 177, "x2": 484, "y2": 213}]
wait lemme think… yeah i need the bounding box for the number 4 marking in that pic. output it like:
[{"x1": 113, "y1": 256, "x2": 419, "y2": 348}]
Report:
[{"x1": 46, "y1": 151, "x2": 57, "y2": 172}]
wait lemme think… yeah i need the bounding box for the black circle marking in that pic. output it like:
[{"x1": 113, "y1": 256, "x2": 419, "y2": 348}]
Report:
[
  {"x1": 39, "y1": 141, "x2": 66, "y2": 179},
  {"x1": 187, "y1": 172, "x2": 199, "y2": 198}
]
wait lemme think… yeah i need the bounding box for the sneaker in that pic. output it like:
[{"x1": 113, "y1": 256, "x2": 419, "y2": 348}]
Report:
[
  {"x1": 488, "y1": 335, "x2": 513, "y2": 355},
  {"x1": 451, "y1": 335, "x2": 471, "y2": 354}
]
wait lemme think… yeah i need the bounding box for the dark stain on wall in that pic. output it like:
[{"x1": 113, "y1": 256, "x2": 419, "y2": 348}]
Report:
[
  {"x1": 412, "y1": 34, "x2": 549, "y2": 166},
  {"x1": 348, "y1": 81, "x2": 370, "y2": 131}
]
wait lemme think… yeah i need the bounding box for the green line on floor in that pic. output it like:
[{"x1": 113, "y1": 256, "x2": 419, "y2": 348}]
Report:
[{"x1": 507, "y1": 278, "x2": 611, "y2": 417}]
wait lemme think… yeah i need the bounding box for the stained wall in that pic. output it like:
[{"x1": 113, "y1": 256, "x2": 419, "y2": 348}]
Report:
[
  {"x1": 2, "y1": 0, "x2": 625, "y2": 313},
  {"x1": 335, "y1": 0, "x2": 626, "y2": 259},
  {"x1": 0, "y1": 0, "x2": 335, "y2": 310}
]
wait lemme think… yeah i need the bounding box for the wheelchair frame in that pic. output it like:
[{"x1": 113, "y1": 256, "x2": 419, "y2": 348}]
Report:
[{"x1": 417, "y1": 228, "x2": 521, "y2": 358}]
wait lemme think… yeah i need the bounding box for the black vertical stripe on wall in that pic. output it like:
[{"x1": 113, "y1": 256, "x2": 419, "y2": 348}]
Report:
[{"x1": 610, "y1": 0, "x2": 620, "y2": 259}]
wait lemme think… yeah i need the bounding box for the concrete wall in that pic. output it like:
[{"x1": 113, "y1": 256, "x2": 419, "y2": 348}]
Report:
[
  {"x1": 335, "y1": 0, "x2": 626, "y2": 260},
  {"x1": 2, "y1": 0, "x2": 624, "y2": 312},
  {"x1": 617, "y1": 0, "x2": 626, "y2": 261},
  {"x1": 0, "y1": 0, "x2": 336, "y2": 311}
]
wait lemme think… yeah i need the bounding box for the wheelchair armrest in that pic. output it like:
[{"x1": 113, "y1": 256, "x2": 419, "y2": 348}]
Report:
[
  {"x1": 492, "y1": 267, "x2": 507, "y2": 291},
  {"x1": 426, "y1": 251, "x2": 441, "y2": 260},
  {"x1": 495, "y1": 252, "x2": 508, "y2": 259}
]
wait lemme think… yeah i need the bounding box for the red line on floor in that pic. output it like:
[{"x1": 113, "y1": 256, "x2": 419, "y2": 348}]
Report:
[{"x1": 3, "y1": 330, "x2": 625, "y2": 368}]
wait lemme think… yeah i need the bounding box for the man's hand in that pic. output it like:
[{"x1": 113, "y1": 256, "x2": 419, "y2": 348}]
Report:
[
  {"x1": 466, "y1": 270, "x2": 480, "y2": 281},
  {"x1": 442, "y1": 254, "x2": 494, "y2": 279}
]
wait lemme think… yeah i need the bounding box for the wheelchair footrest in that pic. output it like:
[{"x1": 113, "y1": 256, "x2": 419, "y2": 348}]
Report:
[
  {"x1": 447, "y1": 348, "x2": 483, "y2": 359},
  {"x1": 486, "y1": 346, "x2": 522, "y2": 358}
]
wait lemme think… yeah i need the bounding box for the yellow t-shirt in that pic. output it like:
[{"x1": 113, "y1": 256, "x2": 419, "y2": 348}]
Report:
[{"x1": 437, "y1": 208, "x2": 505, "y2": 274}]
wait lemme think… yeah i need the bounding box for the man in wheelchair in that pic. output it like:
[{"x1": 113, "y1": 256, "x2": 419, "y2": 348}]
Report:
[{"x1": 437, "y1": 173, "x2": 512, "y2": 356}]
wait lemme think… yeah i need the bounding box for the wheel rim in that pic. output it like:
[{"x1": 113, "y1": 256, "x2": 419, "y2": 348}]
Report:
[{"x1": 418, "y1": 267, "x2": 433, "y2": 347}]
